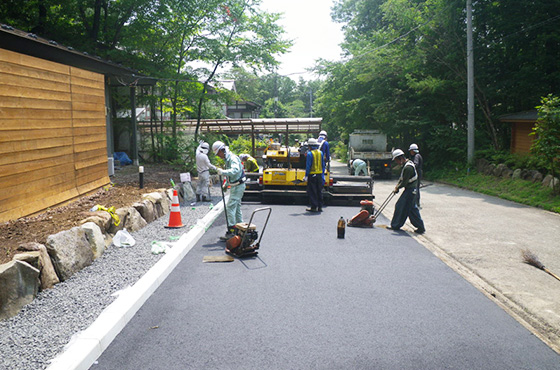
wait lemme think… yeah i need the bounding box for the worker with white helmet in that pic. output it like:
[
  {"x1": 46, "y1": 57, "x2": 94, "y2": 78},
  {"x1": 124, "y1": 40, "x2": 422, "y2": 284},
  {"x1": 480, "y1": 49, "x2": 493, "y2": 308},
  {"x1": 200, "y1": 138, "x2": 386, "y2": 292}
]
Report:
[
  {"x1": 239, "y1": 153, "x2": 259, "y2": 173},
  {"x1": 303, "y1": 138, "x2": 325, "y2": 212},
  {"x1": 212, "y1": 141, "x2": 246, "y2": 240},
  {"x1": 408, "y1": 143, "x2": 423, "y2": 207},
  {"x1": 195, "y1": 141, "x2": 216, "y2": 202},
  {"x1": 387, "y1": 148, "x2": 425, "y2": 234},
  {"x1": 317, "y1": 130, "x2": 330, "y2": 171},
  {"x1": 350, "y1": 158, "x2": 368, "y2": 176}
]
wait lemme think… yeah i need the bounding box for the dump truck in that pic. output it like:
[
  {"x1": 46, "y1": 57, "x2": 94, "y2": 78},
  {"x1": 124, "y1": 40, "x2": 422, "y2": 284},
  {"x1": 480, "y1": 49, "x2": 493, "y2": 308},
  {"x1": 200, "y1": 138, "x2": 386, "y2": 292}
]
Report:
[
  {"x1": 244, "y1": 141, "x2": 373, "y2": 205},
  {"x1": 347, "y1": 130, "x2": 392, "y2": 179}
]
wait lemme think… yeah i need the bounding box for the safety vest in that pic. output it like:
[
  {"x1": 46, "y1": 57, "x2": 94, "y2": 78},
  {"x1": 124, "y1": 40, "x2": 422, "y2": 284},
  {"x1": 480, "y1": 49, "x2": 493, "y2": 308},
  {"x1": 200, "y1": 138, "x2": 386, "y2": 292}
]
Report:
[
  {"x1": 401, "y1": 160, "x2": 418, "y2": 184},
  {"x1": 310, "y1": 149, "x2": 323, "y2": 175}
]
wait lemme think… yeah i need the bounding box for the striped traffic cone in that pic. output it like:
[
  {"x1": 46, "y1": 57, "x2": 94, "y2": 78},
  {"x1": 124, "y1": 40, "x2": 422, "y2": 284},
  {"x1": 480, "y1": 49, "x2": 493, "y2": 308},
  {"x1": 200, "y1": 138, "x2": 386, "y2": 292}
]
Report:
[{"x1": 165, "y1": 189, "x2": 184, "y2": 228}]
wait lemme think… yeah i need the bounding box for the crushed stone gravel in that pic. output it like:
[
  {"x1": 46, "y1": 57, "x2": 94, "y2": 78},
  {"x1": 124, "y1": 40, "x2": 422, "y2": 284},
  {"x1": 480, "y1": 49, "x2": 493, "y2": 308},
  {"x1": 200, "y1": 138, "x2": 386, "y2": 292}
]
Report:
[{"x1": 0, "y1": 189, "x2": 223, "y2": 370}]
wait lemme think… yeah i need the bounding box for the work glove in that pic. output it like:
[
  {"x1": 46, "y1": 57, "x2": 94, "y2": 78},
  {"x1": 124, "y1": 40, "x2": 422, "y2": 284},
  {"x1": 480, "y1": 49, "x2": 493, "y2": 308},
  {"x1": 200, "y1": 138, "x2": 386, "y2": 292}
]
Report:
[
  {"x1": 302, "y1": 176, "x2": 308, "y2": 183},
  {"x1": 393, "y1": 186, "x2": 399, "y2": 194},
  {"x1": 217, "y1": 168, "x2": 223, "y2": 175}
]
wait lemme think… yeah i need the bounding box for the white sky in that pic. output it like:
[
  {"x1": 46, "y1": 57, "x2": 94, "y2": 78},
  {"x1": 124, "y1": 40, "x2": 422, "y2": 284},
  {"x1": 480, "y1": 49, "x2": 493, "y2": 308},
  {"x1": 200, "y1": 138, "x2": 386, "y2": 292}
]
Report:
[{"x1": 258, "y1": 0, "x2": 345, "y2": 80}]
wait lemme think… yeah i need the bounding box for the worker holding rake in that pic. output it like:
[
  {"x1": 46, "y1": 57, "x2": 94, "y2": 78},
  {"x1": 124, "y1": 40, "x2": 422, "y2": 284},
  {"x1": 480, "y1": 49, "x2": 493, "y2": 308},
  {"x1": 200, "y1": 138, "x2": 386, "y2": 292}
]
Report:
[{"x1": 387, "y1": 149, "x2": 425, "y2": 234}]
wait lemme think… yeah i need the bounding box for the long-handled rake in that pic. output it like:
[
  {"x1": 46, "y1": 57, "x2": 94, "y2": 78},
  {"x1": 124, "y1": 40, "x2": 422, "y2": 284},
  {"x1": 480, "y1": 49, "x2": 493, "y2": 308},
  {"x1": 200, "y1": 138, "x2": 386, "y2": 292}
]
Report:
[{"x1": 521, "y1": 249, "x2": 560, "y2": 282}]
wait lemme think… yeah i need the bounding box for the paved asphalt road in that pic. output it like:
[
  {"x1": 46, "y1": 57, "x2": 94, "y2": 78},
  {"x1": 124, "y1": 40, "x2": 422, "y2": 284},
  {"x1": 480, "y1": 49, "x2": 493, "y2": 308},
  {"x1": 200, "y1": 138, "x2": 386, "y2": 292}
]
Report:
[{"x1": 91, "y1": 199, "x2": 560, "y2": 369}]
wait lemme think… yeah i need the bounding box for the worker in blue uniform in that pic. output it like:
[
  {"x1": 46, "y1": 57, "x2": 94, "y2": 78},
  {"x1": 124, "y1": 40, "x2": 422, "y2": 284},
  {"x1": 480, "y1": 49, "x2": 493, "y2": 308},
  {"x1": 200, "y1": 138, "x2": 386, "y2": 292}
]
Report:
[
  {"x1": 317, "y1": 130, "x2": 330, "y2": 171},
  {"x1": 388, "y1": 149, "x2": 425, "y2": 234},
  {"x1": 303, "y1": 138, "x2": 325, "y2": 212},
  {"x1": 212, "y1": 141, "x2": 246, "y2": 240}
]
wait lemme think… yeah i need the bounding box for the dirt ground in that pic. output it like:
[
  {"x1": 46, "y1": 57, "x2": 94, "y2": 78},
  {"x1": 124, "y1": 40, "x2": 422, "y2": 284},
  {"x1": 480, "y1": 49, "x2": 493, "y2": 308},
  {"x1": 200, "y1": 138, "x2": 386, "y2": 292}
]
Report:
[{"x1": 0, "y1": 164, "x2": 184, "y2": 265}]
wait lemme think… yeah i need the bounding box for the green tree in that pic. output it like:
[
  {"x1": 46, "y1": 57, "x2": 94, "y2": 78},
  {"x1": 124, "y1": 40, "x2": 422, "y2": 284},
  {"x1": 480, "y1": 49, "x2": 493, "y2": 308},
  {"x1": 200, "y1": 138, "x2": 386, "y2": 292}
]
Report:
[{"x1": 532, "y1": 94, "x2": 560, "y2": 193}]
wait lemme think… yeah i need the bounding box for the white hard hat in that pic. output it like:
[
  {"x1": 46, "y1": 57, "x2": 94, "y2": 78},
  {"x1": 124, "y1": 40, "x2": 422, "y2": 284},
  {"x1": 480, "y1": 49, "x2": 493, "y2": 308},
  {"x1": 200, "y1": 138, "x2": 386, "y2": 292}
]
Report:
[
  {"x1": 199, "y1": 141, "x2": 209, "y2": 154},
  {"x1": 239, "y1": 153, "x2": 249, "y2": 160},
  {"x1": 319, "y1": 130, "x2": 327, "y2": 137},
  {"x1": 408, "y1": 143, "x2": 419, "y2": 151},
  {"x1": 308, "y1": 138, "x2": 319, "y2": 146},
  {"x1": 392, "y1": 149, "x2": 405, "y2": 160},
  {"x1": 212, "y1": 141, "x2": 226, "y2": 154}
]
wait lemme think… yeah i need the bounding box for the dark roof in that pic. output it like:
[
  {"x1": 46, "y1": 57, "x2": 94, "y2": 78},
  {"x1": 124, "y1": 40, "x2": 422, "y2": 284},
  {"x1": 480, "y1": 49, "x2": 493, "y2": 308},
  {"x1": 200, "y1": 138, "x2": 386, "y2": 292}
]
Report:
[
  {"x1": 499, "y1": 110, "x2": 538, "y2": 122},
  {"x1": 139, "y1": 118, "x2": 322, "y2": 135},
  {"x1": 0, "y1": 24, "x2": 154, "y2": 85}
]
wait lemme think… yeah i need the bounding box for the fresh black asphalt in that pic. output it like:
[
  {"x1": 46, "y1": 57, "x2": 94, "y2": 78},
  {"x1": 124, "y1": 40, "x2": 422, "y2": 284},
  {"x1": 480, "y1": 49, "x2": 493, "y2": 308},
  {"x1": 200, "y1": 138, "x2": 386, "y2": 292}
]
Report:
[{"x1": 91, "y1": 203, "x2": 560, "y2": 369}]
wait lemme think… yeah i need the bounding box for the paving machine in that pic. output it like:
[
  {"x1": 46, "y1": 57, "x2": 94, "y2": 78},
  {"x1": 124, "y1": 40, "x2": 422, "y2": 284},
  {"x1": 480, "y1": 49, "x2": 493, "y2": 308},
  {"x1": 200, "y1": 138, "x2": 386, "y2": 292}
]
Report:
[{"x1": 243, "y1": 141, "x2": 373, "y2": 205}]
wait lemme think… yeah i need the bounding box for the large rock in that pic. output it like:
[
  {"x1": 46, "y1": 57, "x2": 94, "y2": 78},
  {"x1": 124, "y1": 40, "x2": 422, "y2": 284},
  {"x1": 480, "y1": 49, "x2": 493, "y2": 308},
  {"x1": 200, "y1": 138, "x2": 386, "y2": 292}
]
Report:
[
  {"x1": 133, "y1": 199, "x2": 156, "y2": 223},
  {"x1": 485, "y1": 163, "x2": 496, "y2": 176},
  {"x1": 493, "y1": 163, "x2": 507, "y2": 177},
  {"x1": 107, "y1": 207, "x2": 129, "y2": 235},
  {"x1": 81, "y1": 222, "x2": 106, "y2": 259},
  {"x1": 123, "y1": 207, "x2": 148, "y2": 232},
  {"x1": 79, "y1": 211, "x2": 112, "y2": 233},
  {"x1": 143, "y1": 191, "x2": 170, "y2": 219},
  {"x1": 0, "y1": 260, "x2": 40, "y2": 320},
  {"x1": 543, "y1": 175, "x2": 559, "y2": 190},
  {"x1": 512, "y1": 169, "x2": 522, "y2": 180},
  {"x1": 46, "y1": 226, "x2": 94, "y2": 281},
  {"x1": 17, "y1": 242, "x2": 59, "y2": 290},
  {"x1": 531, "y1": 171, "x2": 543, "y2": 183}
]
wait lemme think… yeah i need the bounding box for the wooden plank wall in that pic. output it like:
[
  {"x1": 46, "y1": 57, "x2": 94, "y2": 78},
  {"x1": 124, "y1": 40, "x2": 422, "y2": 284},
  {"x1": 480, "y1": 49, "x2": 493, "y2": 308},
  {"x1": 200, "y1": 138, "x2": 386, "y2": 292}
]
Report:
[
  {"x1": 511, "y1": 121, "x2": 535, "y2": 154},
  {"x1": 0, "y1": 49, "x2": 110, "y2": 222}
]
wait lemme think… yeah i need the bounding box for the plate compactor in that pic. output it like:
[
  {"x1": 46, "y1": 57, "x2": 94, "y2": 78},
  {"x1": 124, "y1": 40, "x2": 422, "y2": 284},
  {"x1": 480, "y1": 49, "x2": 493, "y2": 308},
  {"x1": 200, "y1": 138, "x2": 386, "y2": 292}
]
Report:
[
  {"x1": 347, "y1": 192, "x2": 396, "y2": 228},
  {"x1": 225, "y1": 207, "x2": 272, "y2": 258}
]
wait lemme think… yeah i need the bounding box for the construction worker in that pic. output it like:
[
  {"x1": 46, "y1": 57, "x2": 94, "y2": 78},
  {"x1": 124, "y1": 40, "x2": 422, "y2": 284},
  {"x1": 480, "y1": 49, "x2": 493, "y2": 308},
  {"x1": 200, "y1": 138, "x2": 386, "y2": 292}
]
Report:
[
  {"x1": 408, "y1": 143, "x2": 423, "y2": 207},
  {"x1": 195, "y1": 141, "x2": 216, "y2": 202},
  {"x1": 351, "y1": 158, "x2": 368, "y2": 176},
  {"x1": 317, "y1": 130, "x2": 330, "y2": 171},
  {"x1": 239, "y1": 153, "x2": 260, "y2": 173},
  {"x1": 388, "y1": 149, "x2": 425, "y2": 234},
  {"x1": 212, "y1": 141, "x2": 246, "y2": 240},
  {"x1": 303, "y1": 138, "x2": 325, "y2": 212}
]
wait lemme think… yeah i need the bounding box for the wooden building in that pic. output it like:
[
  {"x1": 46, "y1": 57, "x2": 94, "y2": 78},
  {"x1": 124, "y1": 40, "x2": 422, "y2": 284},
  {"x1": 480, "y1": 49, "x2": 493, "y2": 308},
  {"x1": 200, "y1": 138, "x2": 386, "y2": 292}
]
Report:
[
  {"x1": 0, "y1": 26, "x2": 151, "y2": 222},
  {"x1": 499, "y1": 110, "x2": 538, "y2": 154}
]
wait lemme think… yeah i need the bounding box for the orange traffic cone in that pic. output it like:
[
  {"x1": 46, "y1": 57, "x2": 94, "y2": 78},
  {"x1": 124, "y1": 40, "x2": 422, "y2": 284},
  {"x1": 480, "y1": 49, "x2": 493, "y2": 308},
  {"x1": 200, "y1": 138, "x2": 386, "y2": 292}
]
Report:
[{"x1": 165, "y1": 189, "x2": 184, "y2": 228}]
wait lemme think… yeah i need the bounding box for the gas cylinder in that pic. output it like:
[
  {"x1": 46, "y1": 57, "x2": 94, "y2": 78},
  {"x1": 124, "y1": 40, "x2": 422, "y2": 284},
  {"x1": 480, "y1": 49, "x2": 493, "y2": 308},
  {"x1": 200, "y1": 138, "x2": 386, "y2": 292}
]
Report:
[{"x1": 337, "y1": 216, "x2": 346, "y2": 239}]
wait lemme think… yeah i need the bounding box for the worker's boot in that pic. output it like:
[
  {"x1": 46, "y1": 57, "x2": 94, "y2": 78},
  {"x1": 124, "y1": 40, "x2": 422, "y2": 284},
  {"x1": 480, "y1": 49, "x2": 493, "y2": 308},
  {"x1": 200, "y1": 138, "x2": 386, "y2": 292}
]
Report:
[
  {"x1": 196, "y1": 194, "x2": 201, "y2": 202},
  {"x1": 201, "y1": 195, "x2": 208, "y2": 202},
  {"x1": 220, "y1": 226, "x2": 236, "y2": 241}
]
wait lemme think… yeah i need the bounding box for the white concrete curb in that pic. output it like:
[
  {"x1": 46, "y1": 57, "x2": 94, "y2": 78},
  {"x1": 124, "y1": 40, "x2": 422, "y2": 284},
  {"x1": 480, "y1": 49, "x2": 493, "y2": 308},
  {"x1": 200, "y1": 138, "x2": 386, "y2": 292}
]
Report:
[{"x1": 46, "y1": 197, "x2": 228, "y2": 370}]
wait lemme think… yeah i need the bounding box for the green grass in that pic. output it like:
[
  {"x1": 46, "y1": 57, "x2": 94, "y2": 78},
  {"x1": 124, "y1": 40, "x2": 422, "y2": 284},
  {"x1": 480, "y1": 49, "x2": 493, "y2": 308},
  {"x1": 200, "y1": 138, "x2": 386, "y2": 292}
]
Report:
[{"x1": 426, "y1": 169, "x2": 560, "y2": 214}]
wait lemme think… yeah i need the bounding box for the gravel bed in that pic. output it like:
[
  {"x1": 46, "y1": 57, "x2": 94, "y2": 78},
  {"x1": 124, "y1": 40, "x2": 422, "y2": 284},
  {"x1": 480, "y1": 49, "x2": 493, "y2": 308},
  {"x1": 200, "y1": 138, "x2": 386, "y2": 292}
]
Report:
[{"x1": 0, "y1": 189, "x2": 223, "y2": 370}]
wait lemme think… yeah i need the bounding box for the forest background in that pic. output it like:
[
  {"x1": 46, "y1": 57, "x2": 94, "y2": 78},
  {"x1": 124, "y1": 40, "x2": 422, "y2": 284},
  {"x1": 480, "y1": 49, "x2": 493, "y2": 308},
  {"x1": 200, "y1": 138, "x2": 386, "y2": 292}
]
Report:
[{"x1": 1, "y1": 0, "x2": 560, "y2": 180}]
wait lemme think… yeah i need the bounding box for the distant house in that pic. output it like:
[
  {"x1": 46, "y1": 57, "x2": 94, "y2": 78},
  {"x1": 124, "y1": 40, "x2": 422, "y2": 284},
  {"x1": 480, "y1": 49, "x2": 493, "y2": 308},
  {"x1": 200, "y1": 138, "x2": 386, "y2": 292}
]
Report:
[
  {"x1": 0, "y1": 25, "x2": 152, "y2": 222},
  {"x1": 211, "y1": 80, "x2": 261, "y2": 118},
  {"x1": 226, "y1": 100, "x2": 261, "y2": 118},
  {"x1": 499, "y1": 110, "x2": 538, "y2": 154}
]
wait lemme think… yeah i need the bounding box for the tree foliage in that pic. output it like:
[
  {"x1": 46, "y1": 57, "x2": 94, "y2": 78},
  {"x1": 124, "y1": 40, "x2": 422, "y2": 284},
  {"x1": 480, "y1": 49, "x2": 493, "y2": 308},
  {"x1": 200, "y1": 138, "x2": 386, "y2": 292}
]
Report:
[
  {"x1": 319, "y1": 0, "x2": 560, "y2": 169},
  {"x1": 532, "y1": 94, "x2": 560, "y2": 192}
]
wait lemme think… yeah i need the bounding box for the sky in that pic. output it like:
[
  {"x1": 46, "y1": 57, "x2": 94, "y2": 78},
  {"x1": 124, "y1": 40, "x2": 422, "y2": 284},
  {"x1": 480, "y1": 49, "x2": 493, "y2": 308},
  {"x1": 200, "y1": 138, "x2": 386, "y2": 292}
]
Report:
[{"x1": 258, "y1": 0, "x2": 345, "y2": 80}]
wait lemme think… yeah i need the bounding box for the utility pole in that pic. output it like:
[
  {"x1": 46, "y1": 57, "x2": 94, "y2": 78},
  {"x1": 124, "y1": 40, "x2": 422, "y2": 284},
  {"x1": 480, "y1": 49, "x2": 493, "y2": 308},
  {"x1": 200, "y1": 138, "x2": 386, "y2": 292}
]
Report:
[
  {"x1": 467, "y1": 0, "x2": 475, "y2": 164},
  {"x1": 309, "y1": 89, "x2": 313, "y2": 118}
]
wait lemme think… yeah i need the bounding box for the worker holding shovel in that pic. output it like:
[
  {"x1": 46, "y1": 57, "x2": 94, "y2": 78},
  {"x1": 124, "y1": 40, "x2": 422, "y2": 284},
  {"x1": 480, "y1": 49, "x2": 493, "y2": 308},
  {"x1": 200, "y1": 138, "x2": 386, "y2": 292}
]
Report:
[
  {"x1": 387, "y1": 149, "x2": 425, "y2": 234},
  {"x1": 212, "y1": 141, "x2": 246, "y2": 240}
]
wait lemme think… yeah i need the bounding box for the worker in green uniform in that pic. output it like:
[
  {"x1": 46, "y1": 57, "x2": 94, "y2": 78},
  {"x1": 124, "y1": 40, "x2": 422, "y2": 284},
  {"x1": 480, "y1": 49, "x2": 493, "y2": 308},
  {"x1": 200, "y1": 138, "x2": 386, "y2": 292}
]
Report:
[
  {"x1": 350, "y1": 159, "x2": 368, "y2": 176},
  {"x1": 388, "y1": 149, "x2": 425, "y2": 234},
  {"x1": 239, "y1": 153, "x2": 260, "y2": 173}
]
